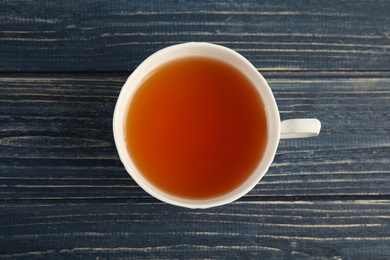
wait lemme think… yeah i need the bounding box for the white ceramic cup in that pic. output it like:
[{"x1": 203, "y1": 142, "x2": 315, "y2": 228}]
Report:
[{"x1": 113, "y1": 42, "x2": 321, "y2": 209}]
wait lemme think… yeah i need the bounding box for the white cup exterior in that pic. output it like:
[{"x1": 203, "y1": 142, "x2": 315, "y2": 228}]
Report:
[{"x1": 113, "y1": 42, "x2": 281, "y2": 208}]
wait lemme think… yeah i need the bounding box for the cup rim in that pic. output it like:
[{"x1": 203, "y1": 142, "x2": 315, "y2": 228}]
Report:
[{"x1": 113, "y1": 42, "x2": 280, "y2": 208}]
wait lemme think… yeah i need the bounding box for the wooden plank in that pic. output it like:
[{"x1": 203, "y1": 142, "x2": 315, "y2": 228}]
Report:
[
  {"x1": 0, "y1": 200, "x2": 389, "y2": 258},
  {"x1": 0, "y1": 74, "x2": 389, "y2": 201},
  {"x1": 0, "y1": 0, "x2": 389, "y2": 72}
]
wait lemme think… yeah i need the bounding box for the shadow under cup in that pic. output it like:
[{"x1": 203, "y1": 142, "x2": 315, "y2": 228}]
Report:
[{"x1": 113, "y1": 42, "x2": 280, "y2": 209}]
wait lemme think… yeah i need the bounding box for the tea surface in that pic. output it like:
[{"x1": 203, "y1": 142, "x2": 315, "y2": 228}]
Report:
[{"x1": 126, "y1": 57, "x2": 267, "y2": 199}]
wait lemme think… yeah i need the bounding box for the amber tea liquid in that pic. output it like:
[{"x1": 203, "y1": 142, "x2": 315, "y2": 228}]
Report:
[{"x1": 126, "y1": 57, "x2": 268, "y2": 199}]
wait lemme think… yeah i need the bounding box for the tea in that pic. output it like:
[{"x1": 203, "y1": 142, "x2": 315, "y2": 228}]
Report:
[{"x1": 125, "y1": 57, "x2": 268, "y2": 199}]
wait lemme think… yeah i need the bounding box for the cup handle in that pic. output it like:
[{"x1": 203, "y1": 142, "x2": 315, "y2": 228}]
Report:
[{"x1": 280, "y1": 119, "x2": 321, "y2": 139}]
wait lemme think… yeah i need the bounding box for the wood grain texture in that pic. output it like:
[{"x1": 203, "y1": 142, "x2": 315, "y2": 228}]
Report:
[
  {"x1": 1, "y1": 0, "x2": 390, "y2": 258},
  {"x1": 0, "y1": 0, "x2": 389, "y2": 72},
  {"x1": 1, "y1": 74, "x2": 389, "y2": 202},
  {"x1": 1, "y1": 200, "x2": 390, "y2": 259}
]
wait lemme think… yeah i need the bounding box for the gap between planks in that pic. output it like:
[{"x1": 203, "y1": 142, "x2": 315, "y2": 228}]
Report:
[{"x1": 1, "y1": 70, "x2": 390, "y2": 77}]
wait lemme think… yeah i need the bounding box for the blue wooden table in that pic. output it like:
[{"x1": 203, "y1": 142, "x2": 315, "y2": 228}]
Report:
[{"x1": 1, "y1": 1, "x2": 389, "y2": 258}]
